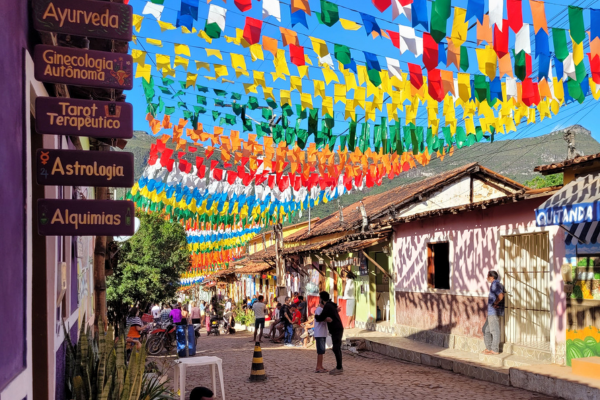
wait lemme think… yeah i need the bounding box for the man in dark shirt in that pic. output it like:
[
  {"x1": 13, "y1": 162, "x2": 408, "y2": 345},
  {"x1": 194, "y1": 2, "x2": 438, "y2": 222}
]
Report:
[
  {"x1": 483, "y1": 270, "x2": 505, "y2": 355},
  {"x1": 297, "y1": 295, "x2": 307, "y2": 322},
  {"x1": 314, "y1": 291, "x2": 344, "y2": 375}
]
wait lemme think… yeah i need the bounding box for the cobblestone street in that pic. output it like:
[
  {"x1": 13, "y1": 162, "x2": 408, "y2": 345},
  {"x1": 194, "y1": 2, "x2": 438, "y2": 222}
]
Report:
[{"x1": 162, "y1": 331, "x2": 557, "y2": 400}]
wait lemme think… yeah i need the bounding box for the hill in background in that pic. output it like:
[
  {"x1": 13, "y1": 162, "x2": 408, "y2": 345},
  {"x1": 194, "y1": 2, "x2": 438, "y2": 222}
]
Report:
[{"x1": 122, "y1": 125, "x2": 600, "y2": 222}]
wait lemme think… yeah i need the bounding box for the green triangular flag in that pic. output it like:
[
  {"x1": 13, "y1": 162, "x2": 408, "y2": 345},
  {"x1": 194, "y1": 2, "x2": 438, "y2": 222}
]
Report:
[
  {"x1": 460, "y1": 46, "x2": 469, "y2": 71},
  {"x1": 247, "y1": 96, "x2": 259, "y2": 110},
  {"x1": 285, "y1": 127, "x2": 297, "y2": 145},
  {"x1": 183, "y1": 110, "x2": 193, "y2": 119},
  {"x1": 552, "y1": 28, "x2": 568, "y2": 62},
  {"x1": 164, "y1": 106, "x2": 175, "y2": 115},
  {"x1": 196, "y1": 95, "x2": 207, "y2": 105},
  {"x1": 214, "y1": 99, "x2": 225, "y2": 107},
  {"x1": 339, "y1": 134, "x2": 348, "y2": 151},
  {"x1": 266, "y1": 99, "x2": 278, "y2": 109},
  {"x1": 219, "y1": 117, "x2": 226, "y2": 126},
  {"x1": 204, "y1": 22, "x2": 223, "y2": 39},
  {"x1": 158, "y1": 86, "x2": 172, "y2": 95},
  {"x1": 308, "y1": 109, "x2": 319, "y2": 135},
  {"x1": 568, "y1": 6, "x2": 585, "y2": 44},
  {"x1": 334, "y1": 44, "x2": 352, "y2": 65},
  {"x1": 179, "y1": 81, "x2": 187, "y2": 89},
  {"x1": 214, "y1": 89, "x2": 227, "y2": 97},
  {"x1": 455, "y1": 127, "x2": 467, "y2": 149},
  {"x1": 176, "y1": 101, "x2": 187, "y2": 109},
  {"x1": 231, "y1": 92, "x2": 242, "y2": 100},
  {"x1": 282, "y1": 104, "x2": 294, "y2": 116},
  {"x1": 296, "y1": 104, "x2": 307, "y2": 119},
  {"x1": 567, "y1": 78, "x2": 585, "y2": 104},
  {"x1": 142, "y1": 76, "x2": 155, "y2": 102},
  {"x1": 196, "y1": 85, "x2": 209, "y2": 93},
  {"x1": 473, "y1": 75, "x2": 488, "y2": 102},
  {"x1": 193, "y1": 105, "x2": 206, "y2": 114},
  {"x1": 262, "y1": 108, "x2": 273, "y2": 120},
  {"x1": 162, "y1": 77, "x2": 175, "y2": 85},
  {"x1": 212, "y1": 110, "x2": 220, "y2": 121},
  {"x1": 323, "y1": 115, "x2": 334, "y2": 129},
  {"x1": 297, "y1": 129, "x2": 309, "y2": 149},
  {"x1": 373, "y1": 125, "x2": 382, "y2": 151},
  {"x1": 232, "y1": 103, "x2": 243, "y2": 116},
  {"x1": 367, "y1": 68, "x2": 382, "y2": 87},
  {"x1": 225, "y1": 114, "x2": 236, "y2": 125},
  {"x1": 328, "y1": 134, "x2": 337, "y2": 149},
  {"x1": 348, "y1": 120, "x2": 357, "y2": 150},
  {"x1": 514, "y1": 50, "x2": 527, "y2": 81},
  {"x1": 319, "y1": 0, "x2": 339, "y2": 27},
  {"x1": 158, "y1": 97, "x2": 165, "y2": 113},
  {"x1": 575, "y1": 62, "x2": 586, "y2": 83},
  {"x1": 243, "y1": 118, "x2": 253, "y2": 132}
]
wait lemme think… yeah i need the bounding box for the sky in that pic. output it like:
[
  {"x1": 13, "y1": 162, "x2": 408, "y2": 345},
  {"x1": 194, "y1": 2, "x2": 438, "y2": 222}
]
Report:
[{"x1": 124, "y1": 0, "x2": 600, "y2": 151}]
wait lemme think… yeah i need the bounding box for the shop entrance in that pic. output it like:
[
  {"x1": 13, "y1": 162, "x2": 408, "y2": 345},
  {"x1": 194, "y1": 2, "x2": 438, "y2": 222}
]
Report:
[
  {"x1": 501, "y1": 232, "x2": 551, "y2": 350},
  {"x1": 373, "y1": 252, "x2": 392, "y2": 322}
]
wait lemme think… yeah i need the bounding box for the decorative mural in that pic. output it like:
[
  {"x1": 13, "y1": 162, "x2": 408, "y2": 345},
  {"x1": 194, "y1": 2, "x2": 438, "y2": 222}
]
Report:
[{"x1": 566, "y1": 326, "x2": 600, "y2": 366}]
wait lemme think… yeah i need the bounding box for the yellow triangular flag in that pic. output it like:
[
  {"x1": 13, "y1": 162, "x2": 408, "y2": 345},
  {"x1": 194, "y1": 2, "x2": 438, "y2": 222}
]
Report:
[
  {"x1": 146, "y1": 38, "x2": 163, "y2": 47},
  {"x1": 198, "y1": 30, "x2": 213, "y2": 44},
  {"x1": 214, "y1": 64, "x2": 229, "y2": 78},
  {"x1": 298, "y1": 65, "x2": 309, "y2": 78},
  {"x1": 230, "y1": 53, "x2": 247, "y2": 71},
  {"x1": 135, "y1": 63, "x2": 151, "y2": 83},
  {"x1": 155, "y1": 54, "x2": 171, "y2": 71},
  {"x1": 186, "y1": 73, "x2": 197, "y2": 88},
  {"x1": 250, "y1": 44, "x2": 264, "y2": 61},
  {"x1": 158, "y1": 21, "x2": 176, "y2": 32},
  {"x1": 132, "y1": 50, "x2": 146, "y2": 66},
  {"x1": 290, "y1": 76, "x2": 303, "y2": 92},
  {"x1": 195, "y1": 61, "x2": 210, "y2": 71},
  {"x1": 206, "y1": 49, "x2": 223, "y2": 60},
  {"x1": 339, "y1": 18, "x2": 361, "y2": 31},
  {"x1": 174, "y1": 43, "x2": 191, "y2": 57},
  {"x1": 132, "y1": 14, "x2": 143, "y2": 32},
  {"x1": 322, "y1": 66, "x2": 339, "y2": 85},
  {"x1": 174, "y1": 56, "x2": 189, "y2": 70}
]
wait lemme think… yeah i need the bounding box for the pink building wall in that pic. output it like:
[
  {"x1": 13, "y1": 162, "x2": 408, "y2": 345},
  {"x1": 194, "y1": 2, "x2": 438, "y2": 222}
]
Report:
[{"x1": 392, "y1": 198, "x2": 567, "y2": 347}]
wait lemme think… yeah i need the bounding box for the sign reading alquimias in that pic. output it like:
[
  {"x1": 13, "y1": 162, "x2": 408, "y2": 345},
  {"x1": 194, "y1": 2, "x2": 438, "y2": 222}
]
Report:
[{"x1": 33, "y1": 0, "x2": 133, "y2": 41}]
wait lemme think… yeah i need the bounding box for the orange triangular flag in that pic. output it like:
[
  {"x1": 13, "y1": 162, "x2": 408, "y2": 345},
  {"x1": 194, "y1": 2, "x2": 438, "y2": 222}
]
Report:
[
  {"x1": 477, "y1": 15, "x2": 493, "y2": 45},
  {"x1": 498, "y1": 53, "x2": 514, "y2": 78},
  {"x1": 529, "y1": 0, "x2": 548, "y2": 34},
  {"x1": 262, "y1": 36, "x2": 278, "y2": 57}
]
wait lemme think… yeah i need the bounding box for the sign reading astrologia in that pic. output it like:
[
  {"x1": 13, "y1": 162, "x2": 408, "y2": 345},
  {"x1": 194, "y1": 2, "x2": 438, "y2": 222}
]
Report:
[
  {"x1": 36, "y1": 149, "x2": 134, "y2": 187},
  {"x1": 33, "y1": 0, "x2": 133, "y2": 41},
  {"x1": 34, "y1": 45, "x2": 133, "y2": 90},
  {"x1": 36, "y1": 97, "x2": 133, "y2": 138},
  {"x1": 38, "y1": 199, "x2": 135, "y2": 236}
]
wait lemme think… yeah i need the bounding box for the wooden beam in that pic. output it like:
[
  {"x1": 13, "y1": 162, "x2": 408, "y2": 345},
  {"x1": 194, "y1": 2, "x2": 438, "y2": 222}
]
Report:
[{"x1": 361, "y1": 250, "x2": 392, "y2": 280}]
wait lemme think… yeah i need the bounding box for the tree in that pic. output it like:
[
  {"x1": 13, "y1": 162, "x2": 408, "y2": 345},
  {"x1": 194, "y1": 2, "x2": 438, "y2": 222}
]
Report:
[
  {"x1": 524, "y1": 173, "x2": 563, "y2": 189},
  {"x1": 107, "y1": 211, "x2": 190, "y2": 325}
]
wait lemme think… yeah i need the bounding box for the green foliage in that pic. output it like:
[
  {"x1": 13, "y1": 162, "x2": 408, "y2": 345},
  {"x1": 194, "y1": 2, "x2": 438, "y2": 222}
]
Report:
[
  {"x1": 524, "y1": 173, "x2": 563, "y2": 189},
  {"x1": 232, "y1": 303, "x2": 255, "y2": 327},
  {"x1": 63, "y1": 316, "x2": 168, "y2": 400},
  {"x1": 107, "y1": 211, "x2": 190, "y2": 324}
]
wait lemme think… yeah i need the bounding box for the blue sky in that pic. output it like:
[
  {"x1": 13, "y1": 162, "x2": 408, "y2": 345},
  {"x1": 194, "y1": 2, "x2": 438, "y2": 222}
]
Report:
[{"x1": 125, "y1": 0, "x2": 600, "y2": 147}]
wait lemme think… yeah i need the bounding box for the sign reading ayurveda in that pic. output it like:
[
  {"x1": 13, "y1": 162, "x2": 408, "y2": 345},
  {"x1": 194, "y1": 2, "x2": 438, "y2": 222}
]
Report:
[
  {"x1": 33, "y1": 0, "x2": 133, "y2": 41},
  {"x1": 36, "y1": 149, "x2": 134, "y2": 187},
  {"x1": 38, "y1": 199, "x2": 135, "y2": 236},
  {"x1": 35, "y1": 97, "x2": 133, "y2": 138},
  {"x1": 34, "y1": 45, "x2": 133, "y2": 90}
]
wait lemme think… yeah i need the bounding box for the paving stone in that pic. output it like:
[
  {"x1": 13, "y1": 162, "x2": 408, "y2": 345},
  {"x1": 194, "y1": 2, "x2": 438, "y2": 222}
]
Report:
[{"x1": 157, "y1": 330, "x2": 557, "y2": 400}]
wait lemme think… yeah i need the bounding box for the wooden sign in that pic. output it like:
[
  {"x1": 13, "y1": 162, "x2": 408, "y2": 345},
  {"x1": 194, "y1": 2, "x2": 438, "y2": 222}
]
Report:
[
  {"x1": 34, "y1": 45, "x2": 133, "y2": 90},
  {"x1": 33, "y1": 0, "x2": 133, "y2": 41},
  {"x1": 38, "y1": 199, "x2": 135, "y2": 236},
  {"x1": 36, "y1": 149, "x2": 134, "y2": 187},
  {"x1": 36, "y1": 97, "x2": 133, "y2": 138}
]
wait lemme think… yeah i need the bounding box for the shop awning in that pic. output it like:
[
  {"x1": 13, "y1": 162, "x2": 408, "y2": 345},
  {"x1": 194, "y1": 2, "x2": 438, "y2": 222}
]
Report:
[
  {"x1": 564, "y1": 222, "x2": 600, "y2": 245},
  {"x1": 535, "y1": 174, "x2": 600, "y2": 227}
]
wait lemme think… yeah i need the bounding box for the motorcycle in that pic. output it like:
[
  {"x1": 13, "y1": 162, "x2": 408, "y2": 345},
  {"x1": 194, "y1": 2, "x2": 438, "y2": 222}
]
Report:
[{"x1": 146, "y1": 321, "x2": 176, "y2": 355}]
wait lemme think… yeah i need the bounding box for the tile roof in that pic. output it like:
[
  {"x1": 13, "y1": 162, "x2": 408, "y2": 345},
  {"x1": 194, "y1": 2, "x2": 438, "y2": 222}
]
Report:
[
  {"x1": 533, "y1": 152, "x2": 600, "y2": 174},
  {"x1": 285, "y1": 162, "x2": 523, "y2": 242}
]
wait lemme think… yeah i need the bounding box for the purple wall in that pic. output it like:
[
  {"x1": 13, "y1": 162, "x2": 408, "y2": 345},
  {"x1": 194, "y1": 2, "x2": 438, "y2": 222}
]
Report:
[{"x1": 0, "y1": 0, "x2": 29, "y2": 391}]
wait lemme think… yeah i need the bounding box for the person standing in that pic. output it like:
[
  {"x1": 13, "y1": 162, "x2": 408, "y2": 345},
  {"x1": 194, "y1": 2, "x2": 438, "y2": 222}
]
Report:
[
  {"x1": 170, "y1": 304, "x2": 184, "y2": 326},
  {"x1": 251, "y1": 295, "x2": 267, "y2": 343},
  {"x1": 151, "y1": 303, "x2": 161, "y2": 324},
  {"x1": 224, "y1": 297, "x2": 232, "y2": 313},
  {"x1": 160, "y1": 303, "x2": 172, "y2": 324},
  {"x1": 483, "y1": 270, "x2": 505, "y2": 355},
  {"x1": 190, "y1": 302, "x2": 201, "y2": 324},
  {"x1": 297, "y1": 296, "x2": 307, "y2": 322},
  {"x1": 313, "y1": 301, "x2": 328, "y2": 373},
  {"x1": 314, "y1": 291, "x2": 344, "y2": 375},
  {"x1": 199, "y1": 301, "x2": 206, "y2": 318}
]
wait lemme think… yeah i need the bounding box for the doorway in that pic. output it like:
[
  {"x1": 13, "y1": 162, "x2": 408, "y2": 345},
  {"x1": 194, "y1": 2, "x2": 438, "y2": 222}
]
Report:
[
  {"x1": 373, "y1": 252, "x2": 391, "y2": 322},
  {"x1": 501, "y1": 232, "x2": 551, "y2": 350}
]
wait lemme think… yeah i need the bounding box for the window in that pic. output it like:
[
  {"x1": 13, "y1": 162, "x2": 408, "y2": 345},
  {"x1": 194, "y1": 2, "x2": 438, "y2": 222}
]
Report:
[{"x1": 427, "y1": 242, "x2": 450, "y2": 289}]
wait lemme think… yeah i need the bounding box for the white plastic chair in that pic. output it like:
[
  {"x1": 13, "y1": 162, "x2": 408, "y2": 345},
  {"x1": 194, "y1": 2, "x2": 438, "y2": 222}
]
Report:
[{"x1": 173, "y1": 356, "x2": 225, "y2": 400}]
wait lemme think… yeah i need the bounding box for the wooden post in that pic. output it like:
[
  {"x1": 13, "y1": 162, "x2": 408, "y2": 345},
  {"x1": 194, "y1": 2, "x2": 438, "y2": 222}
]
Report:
[
  {"x1": 93, "y1": 142, "x2": 109, "y2": 333},
  {"x1": 274, "y1": 223, "x2": 286, "y2": 299}
]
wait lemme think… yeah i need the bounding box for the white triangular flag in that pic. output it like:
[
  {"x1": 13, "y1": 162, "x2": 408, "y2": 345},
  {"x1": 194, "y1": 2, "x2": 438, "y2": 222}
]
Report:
[
  {"x1": 489, "y1": 0, "x2": 503, "y2": 32},
  {"x1": 386, "y1": 57, "x2": 403, "y2": 80},
  {"x1": 262, "y1": 0, "x2": 281, "y2": 22},
  {"x1": 505, "y1": 76, "x2": 517, "y2": 99},
  {"x1": 207, "y1": 4, "x2": 227, "y2": 32},
  {"x1": 143, "y1": 2, "x2": 164, "y2": 21},
  {"x1": 392, "y1": 0, "x2": 412, "y2": 21},
  {"x1": 515, "y1": 23, "x2": 531, "y2": 55},
  {"x1": 563, "y1": 53, "x2": 576, "y2": 80}
]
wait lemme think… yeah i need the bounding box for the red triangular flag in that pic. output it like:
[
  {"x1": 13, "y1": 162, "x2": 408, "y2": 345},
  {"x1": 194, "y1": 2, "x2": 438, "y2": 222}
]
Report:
[
  {"x1": 289, "y1": 44, "x2": 305, "y2": 66},
  {"x1": 507, "y1": 0, "x2": 523, "y2": 33},
  {"x1": 243, "y1": 17, "x2": 262, "y2": 45},
  {"x1": 423, "y1": 33, "x2": 439, "y2": 71},
  {"x1": 372, "y1": 0, "x2": 391, "y2": 12},
  {"x1": 408, "y1": 63, "x2": 423, "y2": 89},
  {"x1": 234, "y1": 0, "x2": 252, "y2": 12},
  {"x1": 493, "y1": 20, "x2": 509, "y2": 59}
]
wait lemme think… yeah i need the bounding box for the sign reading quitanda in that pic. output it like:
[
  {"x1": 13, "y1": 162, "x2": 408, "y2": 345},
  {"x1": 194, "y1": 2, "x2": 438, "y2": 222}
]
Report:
[
  {"x1": 34, "y1": 45, "x2": 133, "y2": 90},
  {"x1": 38, "y1": 199, "x2": 135, "y2": 236},
  {"x1": 36, "y1": 149, "x2": 134, "y2": 187},
  {"x1": 36, "y1": 97, "x2": 133, "y2": 138},
  {"x1": 33, "y1": 0, "x2": 133, "y2": 41}
]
